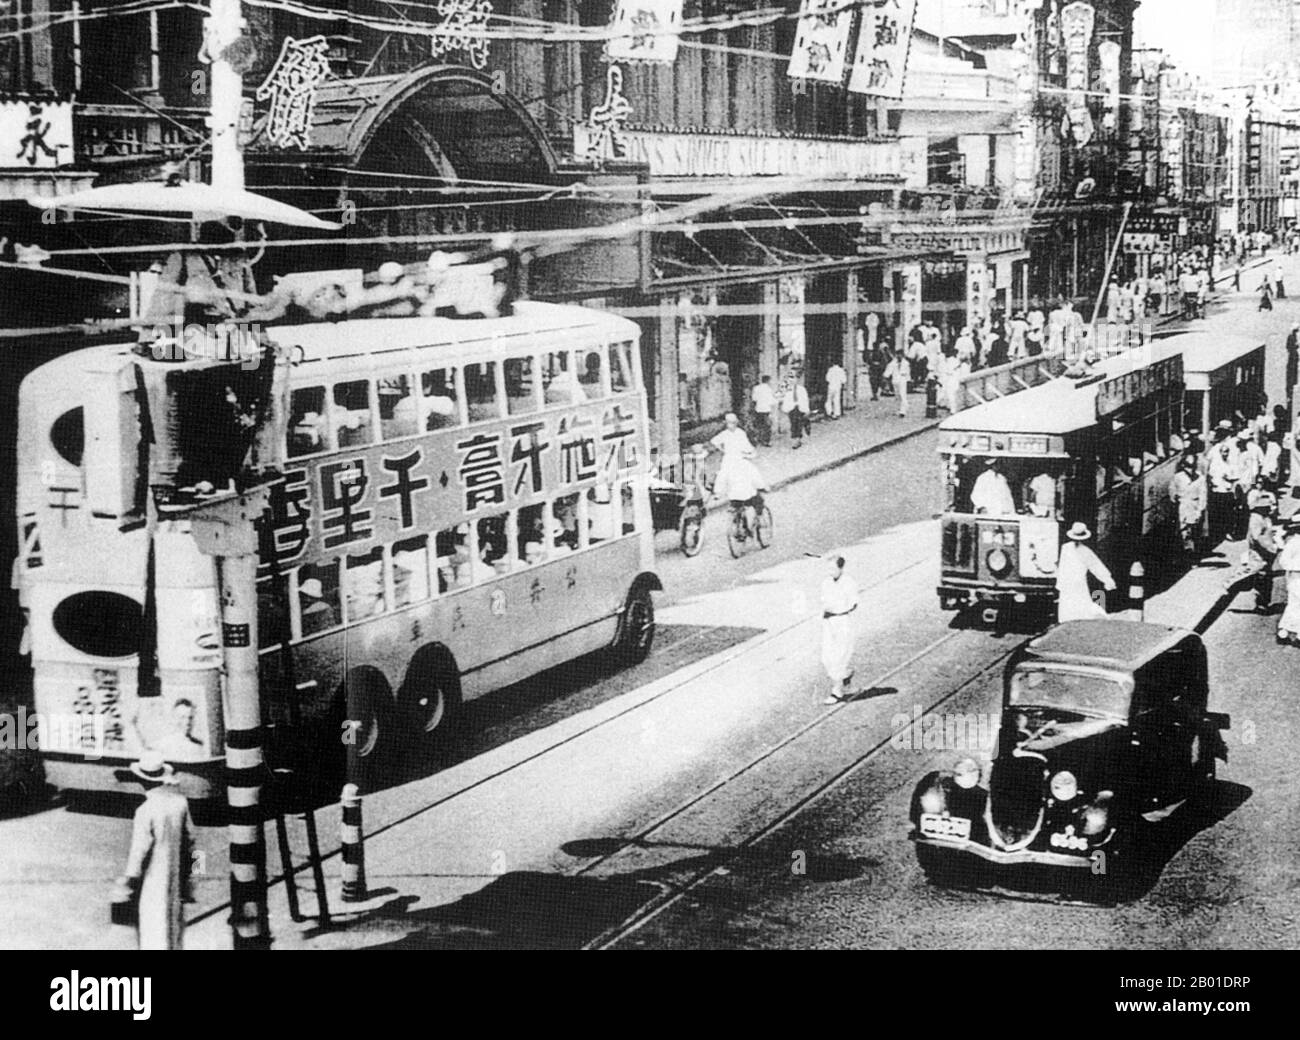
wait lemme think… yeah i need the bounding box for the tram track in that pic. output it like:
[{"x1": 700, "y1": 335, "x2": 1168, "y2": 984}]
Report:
[{"x1": 582, "y1": 635, "x2": 1019, "y2": 949}]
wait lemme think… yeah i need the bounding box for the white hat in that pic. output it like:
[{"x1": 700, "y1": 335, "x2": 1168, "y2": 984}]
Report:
[
  {"x1": 300, "y1": 578, "x2": 324, "y2": 599},
  {"x1": 377, "y1": 261, "x2": 405, "y2": 283},
  {"x1": 129, "y1": 750, "x2": 178, "y2": 786},
  {"x1": 1066, "y1": 522, "x2": 1092, "y2": 541}
]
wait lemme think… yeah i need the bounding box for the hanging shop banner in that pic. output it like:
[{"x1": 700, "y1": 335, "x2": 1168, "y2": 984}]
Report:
[
  {"x1": 0, "y1": 96, "x2": 73, "y2": 169},
  {"x1": 1099, "y1": 40, "x2": 1120, "y2": 132},
  {"x1": 847, "y1": 0, "x2": 918, "y2": 99},
  {"x1": 898, "y1": 263, "x2": 922, "y2": 335},
  {"x1": 965, "y1": 260, "x2": 990, "y2": 329},
  {"x1": 1061, "y1": 2, "x2": 1094, "y2": 147},
  {"x1": 787, "y1": 0, "x2": 854, "y2": 84},
  {"x1": 607, "y1": 0, "x2": 683, "y2": 64},
  {"x1": 1010, "y1": 1, "x2": 1039, "y2": 202},
  {"x1": 1163, "y1": 113, "x2": 1184, "y2": 199}
]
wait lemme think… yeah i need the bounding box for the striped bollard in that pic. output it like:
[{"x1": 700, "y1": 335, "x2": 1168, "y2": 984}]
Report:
[
  {"x1": 1128, "y1": 561, "x2": 1145, "y2": 621},
  {"x1": 340, "y1": 784, "x2": 368, "y2": 902}
]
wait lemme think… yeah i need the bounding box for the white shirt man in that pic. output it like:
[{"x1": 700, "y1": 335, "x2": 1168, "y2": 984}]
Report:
[
  {"x1": 751, "y1": 379, "x2": 776, "y2": 414},
  {"x1": 971, "y1": 461, "x2": 1017, "y2": 515},
  {"x1": 1207, "y1": 442, "x2": 1239, "y2": 494},
  {"x1": 1008, "y1": 314, "x2": 1029, "y2": 359},
  {"x1": 820, "y1": 556, "x2": 860, "y2": 703},
  {"x1": 1056, "y1": 526, "x2": 1115, "y2": 622},
  {"x1": 1237, "y1": 435, "x2": 1265, "y2": 489},
  {"x1": 1024, "y1": 472, "x2": 1058, "y2": 518},
  {"x1": 710, "y1": 414, "x2": 754, "y2": 458},
  {"x1": 825, "y1": 362, "x2": 847, "y2": 418}
]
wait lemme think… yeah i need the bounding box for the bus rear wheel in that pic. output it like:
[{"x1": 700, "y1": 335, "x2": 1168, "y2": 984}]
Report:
[
  {"x1": 343, "y1": 672, "x2": 397, "y2": 795},
  {"x1": 614, "y1": 586, "x2": 656, "y2": 665},
  {"x1": 398, "y1": 649, "x2": 464, "y2": 765}
]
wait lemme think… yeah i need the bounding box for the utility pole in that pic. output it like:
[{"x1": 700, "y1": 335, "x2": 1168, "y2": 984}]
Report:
[{"x1": 201, "y1": 0, "x2": 273, "y2": 950}]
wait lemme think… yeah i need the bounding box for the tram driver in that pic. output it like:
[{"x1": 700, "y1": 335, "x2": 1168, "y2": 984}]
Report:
[
  {"x1": 970, "y1": 458, "x2": 1018, "y2": 515},
  {"x1": 1023, "y1": 471, "x2": 1059, "y2": 518}
]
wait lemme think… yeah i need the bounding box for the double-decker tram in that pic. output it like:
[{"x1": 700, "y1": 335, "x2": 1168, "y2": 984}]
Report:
[
  {"x1": 937, "y1": 346, "x2": 1185, "y2": 621},
  {"x1": 16, "y1": 300, "x2": 660, "y2": 798}
]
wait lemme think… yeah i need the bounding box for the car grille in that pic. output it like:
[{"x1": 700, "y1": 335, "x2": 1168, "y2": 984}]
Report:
[{"x1": 988, "y1": 755, "x2": 1046, "y2": 847}]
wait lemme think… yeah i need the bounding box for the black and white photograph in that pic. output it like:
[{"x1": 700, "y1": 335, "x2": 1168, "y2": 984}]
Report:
[{"x1": 0, "y1": 0, "x2": 1294, "y2": 984}]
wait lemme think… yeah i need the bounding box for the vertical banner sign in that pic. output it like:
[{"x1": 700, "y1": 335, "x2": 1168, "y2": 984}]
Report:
[
  {"x1": 848, "y1": 0, "x2": 918, "y2": 99},
  {"x1": 255, "y1": 36, "x2": 332, "y2": 149},
  {"x1": 899, "y1": 263, "x2": 922, "y2": 336},
  {"x1": 1164, "y1": 112, "x2": 1184, "y2": 200},
  {"x1": 787, "y1": 0, "x2": 854, "y2": 84},
  {"x1": 1061, "y1": 2, "x2": 1094, "y2": 147},
  {"x1": 0, "y1": 97, "x2": 73, "y2": 168},
  {"x1": 1010, "y1": 0, "x2": 1039, "y2": 202},
  {"x1": 607, "y1": 0, "x2": 683, "y2": 64},
  {"x1": 1099, "y1": 40, "x2": 1120, "y2": 132},
  {"x1": 966, "y1": 260, "x2": 990, "y2": 329}
]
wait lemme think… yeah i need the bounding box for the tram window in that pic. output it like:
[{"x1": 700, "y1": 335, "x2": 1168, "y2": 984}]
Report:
[
  {"x1": 505, "y1": 356, "x2": 538, "y2": 415},
  {"x1": 377, "y1": 375, "x2": 417, "y2": 440},
  {"x1": 435, "y1": 523, "x2": 472, "y2": 593},
  {"x1": 333, "y1": 380, "x2": 373, "y2": 448},
  {"x1": 517, "y1": 503, "x2": 546, "y2": 565},
  {"x1": 257, "y1": 573, "x2": 289, "y2": 650},
  {"x1": 610, "y1": 341, "x2": 636, "y2": 394},
  {"x1": 297, "y1": 560, "x2": 341, "y2": 637},
  {"x1": 392, "y1": 536, "x2": 431, "y2": 608},
  {"x1": 421, "y1": 367, "x2": 461, "y2": 430},
  {"x1": 587, "y1": 483, "x2": 617, "y2": 544},
  {"x1": 288, "y1": 386, "x2": 330, "y2": 458},
  {"x1": 345, "y1": 547, "x2": 386, "y2": 622},
  {"x1": 552, "y1": 492, "x2": 581, "y2": 552},
  {"x1": 475, "y1": 513, "x2": 510, "y2": 581},
  {"x1": 578, "y1": 349, "x2": 606, "y2": 399},
  {"x1": 543, "y1": 351, "x2": 583, "y2": 406},
  {"x1": 464, "y1": 362, "x2": 500, "y2": 423},
  {"x1": 621, "y1": 484, "x2": 637, "y2": 535}
]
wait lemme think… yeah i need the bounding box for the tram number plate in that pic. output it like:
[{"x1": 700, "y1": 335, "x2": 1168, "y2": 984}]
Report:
[{"x1": 919, "y1": 813, "x2": 971, "y2": 841}]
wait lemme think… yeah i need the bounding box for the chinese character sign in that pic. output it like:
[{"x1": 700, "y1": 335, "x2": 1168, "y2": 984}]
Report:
[
  {"x1": 255, "y1": 36, "x2": 332, "y2": 150},
  {"x1": 788, "y1": 0, "x2": 854, "y2": 84},
  {"x1": 575, "y1": 65, "x2": 633, "y2": 165},
  {"x1": 607, "y1": 0, "x2": 683, "y2": 64},
  {"x1": 1163, "y1": 113, "x2": 1184, "y2": 199},
  {"x1": 1060, "y1": 2, "x2": 1094, "y2": 147},
  {"x1": 1099, "y1": 40, "x2": 1120, "y2": 133},
  {"x1": 848, "y1": 0, "x2": 918, "y2": 99},
  {"x1": 0, "y1": 97, "x2": 73, "y2": 169},
  {"x1": 430, "y1": 0, "x2": 492, "y2": 71}
]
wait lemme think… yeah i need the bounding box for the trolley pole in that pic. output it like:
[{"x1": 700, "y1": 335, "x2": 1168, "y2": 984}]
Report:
[{"x1": 184, "y1": 487, "x2": 275, "y2": 950}]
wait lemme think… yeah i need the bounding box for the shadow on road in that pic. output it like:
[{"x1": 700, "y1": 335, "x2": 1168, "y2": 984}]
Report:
[{"x1": 305, "y1": 838, "x2": 873, "y2": 949}]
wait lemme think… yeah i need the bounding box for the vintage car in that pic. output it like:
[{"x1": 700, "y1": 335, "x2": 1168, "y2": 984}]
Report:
[{"x1": 908, "y1": 619, "x2": 1229, "y2": 900}]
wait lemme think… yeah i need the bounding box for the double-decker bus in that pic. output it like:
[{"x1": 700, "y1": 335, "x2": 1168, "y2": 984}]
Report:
[
  {"x1": 15, "y1": 301, "x2": 660, "y2": 798},
  {"x1": 936, "y1": 345, "x2": 1185, "y2": 621}
]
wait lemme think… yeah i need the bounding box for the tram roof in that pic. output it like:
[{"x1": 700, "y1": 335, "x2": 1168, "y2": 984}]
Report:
[
  {"x1": 1154, "y1": 330, "x2": 1264, "y2": 379},
  {"x1": 940, "y1": 344, "x2": 1181, "y2": 437},
  {"x1": 267, "y1": 300, "x2": 642, "y2": 365}
]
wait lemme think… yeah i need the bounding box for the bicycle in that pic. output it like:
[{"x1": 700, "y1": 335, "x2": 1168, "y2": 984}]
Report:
[{"x1": 726, "y1": 495, "x2": 774, "y2": 558}]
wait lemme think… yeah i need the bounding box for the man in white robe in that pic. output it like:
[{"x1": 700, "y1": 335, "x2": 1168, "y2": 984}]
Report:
[
  {"x1": 820, "y1": 555, "x2": 859, "y2": 704},
  {"x1": 971, "y1": 459, "x2": 1017, "y2": 515},
  {"x1": 1056, "y1": 522, "x2": 1116, "y2": 622}
]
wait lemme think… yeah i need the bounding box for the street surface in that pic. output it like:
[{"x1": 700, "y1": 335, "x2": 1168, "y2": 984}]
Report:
[{"x1": 2, "y1": 251, "x2": 1298, "y2": 949}]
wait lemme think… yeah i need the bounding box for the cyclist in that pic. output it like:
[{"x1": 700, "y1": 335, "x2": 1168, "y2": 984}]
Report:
[{"x1": 719, "y1": 446, "x2": 769, "y2": 538}]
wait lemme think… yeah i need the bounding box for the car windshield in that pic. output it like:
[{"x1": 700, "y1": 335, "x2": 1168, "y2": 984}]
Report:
[{"x1": 1008, "y1": 667, "x2": 1130, "y2": 718}]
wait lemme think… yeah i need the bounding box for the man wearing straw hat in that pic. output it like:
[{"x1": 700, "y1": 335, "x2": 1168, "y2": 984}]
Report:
[
  {"x1": 1055, "y1": 522, "x2": 1116, "y2": 623},
  {"x1": 1275, "y1": 515, "x2": 1300, "y2": 645},
  {"x1": 116, "y1": 751, "x2": 196, "y2": 950}
]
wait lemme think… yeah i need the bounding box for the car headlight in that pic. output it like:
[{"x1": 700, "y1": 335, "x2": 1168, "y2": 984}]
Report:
[
  {"x1": 1081, "y1": 804, "x2": 1109, "y2": 836},
  {"x1": 919, "y1": 787, "x2": 945, "y2": 814},
  {"x1": 954, "y1": 757, "x2": 980, "y2": 790},
  {"x1": 986, "y1": 548, "x2": 1011, "y2": 577},
  {"x1": 1049, "y1": 770, "x2": 1078, "y2": 802}
]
